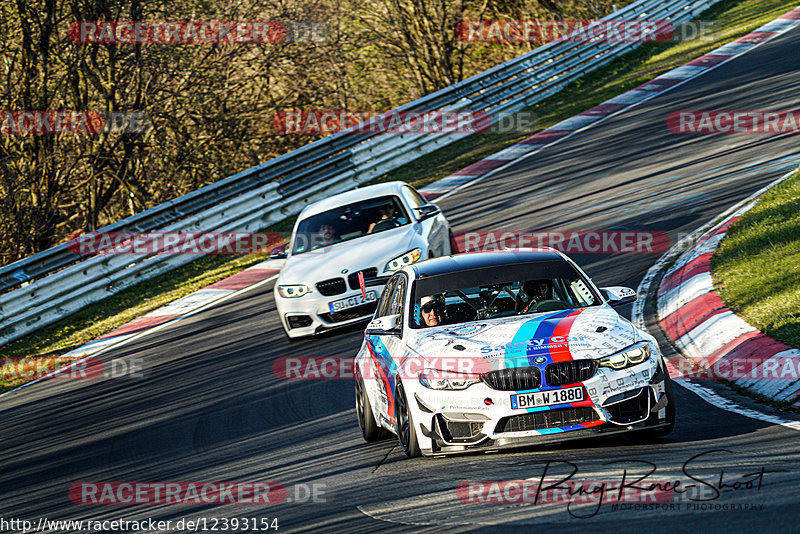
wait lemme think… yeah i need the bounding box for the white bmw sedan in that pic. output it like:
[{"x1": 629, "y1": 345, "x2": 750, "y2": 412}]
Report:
[{"x1": 272, "y1": 181, "x2": 452, "y2": 339}]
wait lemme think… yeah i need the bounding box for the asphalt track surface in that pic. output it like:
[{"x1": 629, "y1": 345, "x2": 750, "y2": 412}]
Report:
[{"x1": 3, "y1": 28, "x2": 800, "y2": 534}]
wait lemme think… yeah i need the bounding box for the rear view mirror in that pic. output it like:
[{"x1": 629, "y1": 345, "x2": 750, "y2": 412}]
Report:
[
  {"x1": 600, "y1": 286, "x2": 637, "y2": 307},
  {"x1": 365, "y1": 314, "x2": 402, "y2": 336}
]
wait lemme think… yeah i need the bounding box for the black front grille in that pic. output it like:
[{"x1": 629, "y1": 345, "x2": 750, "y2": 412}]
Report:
[
  {"x1": 347, "y1": 268, "x2": 378, "y2": 290},
  {"x1": 316, "y1": 277, "x2": 346, "y2": 296},
  {"x1": 319, "y1": 302, "x2": 378, "y2": 323},
  {"x1": 482, "y1": 367, "x2": 541, "y2": 391},
  {"x1": 545, "y1": 360, "x2": 597, "y2": 386},
  {"x1": 495, "y1": 407, "x2": 599, "y2": 433},
  {"x1": 606, "y1": 388, "x2": 650, "y2": 424}
]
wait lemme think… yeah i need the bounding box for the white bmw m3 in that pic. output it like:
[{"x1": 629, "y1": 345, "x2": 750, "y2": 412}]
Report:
[
  {"x1": 354, "y1": 249, "x2": 675, "y2": 457},
  {"x1": 271, "y1": 182, "x2": 452, "y2": 339}
]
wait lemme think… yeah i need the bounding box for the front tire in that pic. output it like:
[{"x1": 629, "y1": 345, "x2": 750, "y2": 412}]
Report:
[
  {"x1": 355, "y1": 367, "x2": 390, "y2": 442},
  {"x1": 394, "y1": 381, "x2": 421, "y2": 457}
]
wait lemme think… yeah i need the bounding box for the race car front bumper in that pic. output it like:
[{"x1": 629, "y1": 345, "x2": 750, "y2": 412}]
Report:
[{"x1": 407, "y1": 357, "x2": 670, "y2": 456}]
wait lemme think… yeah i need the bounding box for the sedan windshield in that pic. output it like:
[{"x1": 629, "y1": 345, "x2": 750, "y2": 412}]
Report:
[
  {"x1": 291, "y1": 195, "x2": 410, "y2": 254},
  {"x1": 411, "y1": 261, "x2": 600, "y2": 329}
]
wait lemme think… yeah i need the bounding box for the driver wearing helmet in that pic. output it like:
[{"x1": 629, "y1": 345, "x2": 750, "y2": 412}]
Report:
[
  {"x1": 516, "y1": 279, "x2": 550, "y2": 313},
  {"x1": 419, "y1": 297, "x2": 447, "y2": 327}
]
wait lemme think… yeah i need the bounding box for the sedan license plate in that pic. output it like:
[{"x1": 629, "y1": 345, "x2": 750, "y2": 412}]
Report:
[
  {"x1": 510, "y1": 386, "x2": 584, "y2": 409},
  {"x1": 329, "y1": 291, "x2": 377, "y2": 313}
]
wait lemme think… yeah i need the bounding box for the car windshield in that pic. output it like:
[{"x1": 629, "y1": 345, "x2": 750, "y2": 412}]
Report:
[
  {"x1": 291, "y1": 195, "x2": 410, "y2": 254},
  {"x1": 410, "y1": 261, "x2": 600, "y2": 329}
]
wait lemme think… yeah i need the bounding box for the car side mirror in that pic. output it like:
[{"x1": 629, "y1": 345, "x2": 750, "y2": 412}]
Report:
[
  {"x1": 269, "y1": 242, "x2": 288, "y2": 259},
  {"x1": 365, "y1": 314, "x2": 402, "y2": 336},
  {"x1": 414, "y1": 204, "x2": 440, "y2": 221},
  {"x1": 600, "y1": 286, "x2": 637, "y2": 307}
]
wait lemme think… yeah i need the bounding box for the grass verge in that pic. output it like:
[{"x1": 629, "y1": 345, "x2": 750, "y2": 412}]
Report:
[
  {"x1": 2, "y1": 0, "x2": 797, "y2": 393},
  {"x1": 712, "y1": 168, "x2": 800, "y2": 350}
]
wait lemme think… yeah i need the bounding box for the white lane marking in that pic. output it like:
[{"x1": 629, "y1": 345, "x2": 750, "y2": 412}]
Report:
[
  {"x1": 435, "y1": 20, "x2": 800, "y2": 203},
  {"x1": 634, "y1": 168, "x2": 800, "y2": 430},
  {"x1": 550, "y1": 114, "x2": 599, "y2": 130},
  {"x1": 674, "y1": 379, "x2": 800, "y2": 431},
  {"x1": 0, "y1": 273, "x2": 279, "y2": 400},
  {"x1": 143, "y1": 288, "x2": 231, "y2": 317},
  {"x1": 59, "y1": 333, "x2": 138, "y2": 358}
]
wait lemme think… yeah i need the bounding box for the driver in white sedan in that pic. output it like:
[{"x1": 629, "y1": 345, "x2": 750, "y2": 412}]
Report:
[{"x1": 367, "y1": 202, "x2": 398, "y2": 234}]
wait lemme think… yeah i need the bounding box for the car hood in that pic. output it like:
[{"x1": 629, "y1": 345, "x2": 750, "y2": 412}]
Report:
[
  {"x1": 405, "y1": 306, "x2": 638, "y2": 373},
  {"x1": 278, "y1": 225, "x2": 419, "y2": 284}
]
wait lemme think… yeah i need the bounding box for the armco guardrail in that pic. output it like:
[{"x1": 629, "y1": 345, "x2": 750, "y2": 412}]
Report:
[{"x1": 0, "y1": 0, "x2": 719, "y2": 346}]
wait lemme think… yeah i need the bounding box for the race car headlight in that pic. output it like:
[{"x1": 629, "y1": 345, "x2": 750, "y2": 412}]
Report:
[
  {"x1": 385, "y1": 248, "x2": 422, "y2": 272},
  {"x1": 418, "y1": 369, "x2": 480, "y2": 390},
  {"x1": 598, "y1": 342, "x2": 651, "y2": 370},
  {"x1": 277, "y1": 284, "x2": 310, "y2": 298}
]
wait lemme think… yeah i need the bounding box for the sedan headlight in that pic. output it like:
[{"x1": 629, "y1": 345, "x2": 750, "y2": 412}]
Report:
[
  {"x1": 277, "y1": 284, "x2": 310, "y2": 298},
  {"x1": 385, "y1": 248, "x2": 422, "y2": 272},
  {"x1": 418, "y1": 369, "x2": 480, "y2": 390},
  {"x1": 598, "y1": 341, "x2": 651, "y2": 370}
]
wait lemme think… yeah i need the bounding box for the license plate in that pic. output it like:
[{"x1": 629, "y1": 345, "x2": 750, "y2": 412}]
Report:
[
  {"x1": 510, "y1": 386, "x2": 584, "y2": 409},
  {"x1": 329, "y1": 291, "x2": 377, "y2": 313}
]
